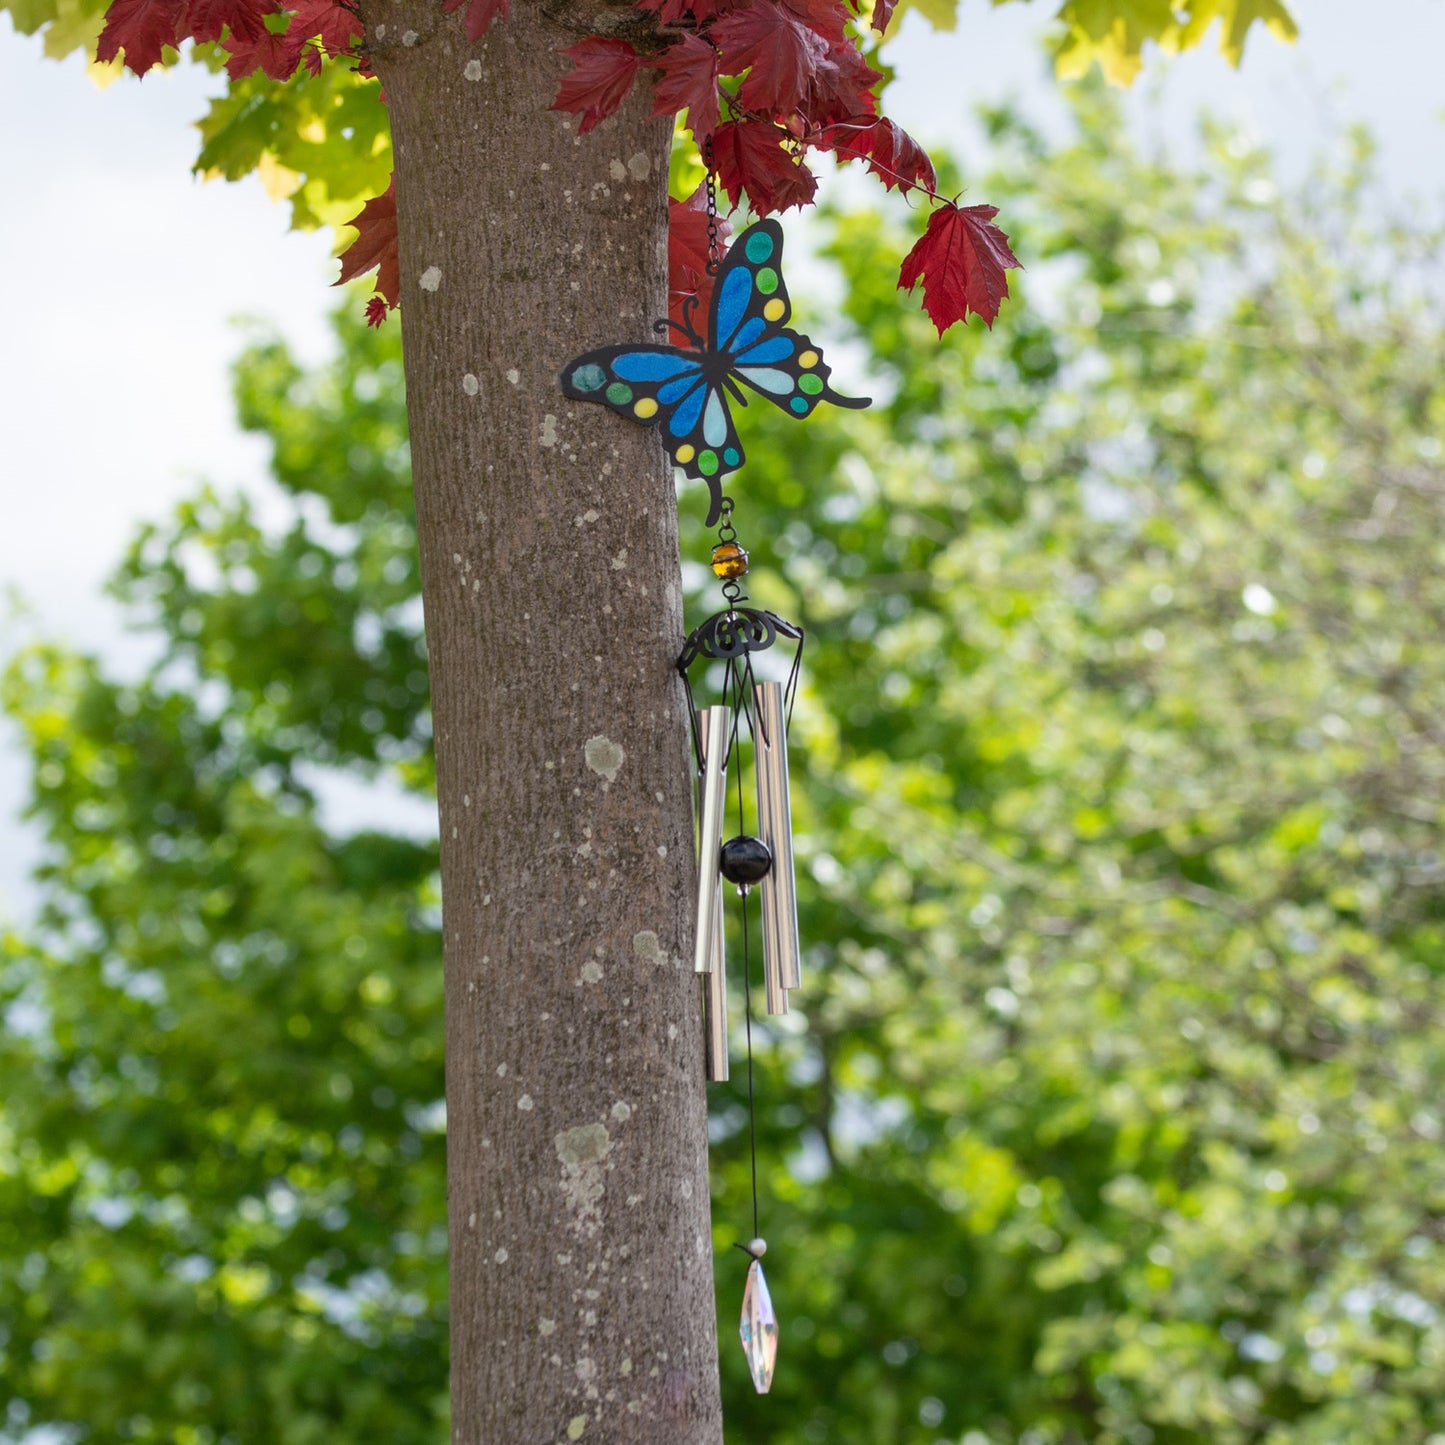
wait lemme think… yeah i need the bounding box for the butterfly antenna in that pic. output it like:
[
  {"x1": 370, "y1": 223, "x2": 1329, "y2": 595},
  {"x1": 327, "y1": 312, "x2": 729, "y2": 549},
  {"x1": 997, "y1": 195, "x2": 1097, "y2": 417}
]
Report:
[
  {"x1": 653, "y1": 293, "x2": 705, "y2": 351},
  {"x1": 654, "y1": 317, "x2": 705, "y2": 348}
]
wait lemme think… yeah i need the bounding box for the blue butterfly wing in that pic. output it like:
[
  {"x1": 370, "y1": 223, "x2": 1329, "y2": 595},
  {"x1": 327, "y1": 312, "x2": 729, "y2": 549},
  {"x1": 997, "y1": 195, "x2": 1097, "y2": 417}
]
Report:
[
  {"x1": 662, "y1": 373, "x2": 747, "y2": 518},
  {"x1": 708, "y1": 220, "x2": 793, "y2": 352},
  {"x1": 707, "y1": 219, "x2": 872, "y2": 420},
  {"x1": 560, "y1": 344, "x2": 742, "y2": 524},
  {"x1": 561, "y1": 344, "x2": 703, "y2": 433}
]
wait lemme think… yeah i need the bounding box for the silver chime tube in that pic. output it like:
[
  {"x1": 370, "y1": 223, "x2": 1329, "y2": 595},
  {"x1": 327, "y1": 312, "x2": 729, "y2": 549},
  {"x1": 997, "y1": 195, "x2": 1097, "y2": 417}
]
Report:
[
  {"x1": 704, "y1": 895, "x2": 728, "y2": 1079},
  {"x1": 697, "y1": 709, "x2": 729, "y2": 1081},
  {"x1": 693, "y1": 704, "x2": 730, "y2": 977},
  {"x1": 762, "y1": 920, "x2": 790, "y2": 1018},
  {"x1": 754, "y1": 680, "x2": 802, "y2": 1005}
]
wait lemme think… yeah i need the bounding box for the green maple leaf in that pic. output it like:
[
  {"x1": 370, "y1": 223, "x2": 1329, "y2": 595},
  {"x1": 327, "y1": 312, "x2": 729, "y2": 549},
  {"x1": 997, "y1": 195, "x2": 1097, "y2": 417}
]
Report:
[{"x1": 1170, "y1": 0, "x2": 1300, "y2": 66}]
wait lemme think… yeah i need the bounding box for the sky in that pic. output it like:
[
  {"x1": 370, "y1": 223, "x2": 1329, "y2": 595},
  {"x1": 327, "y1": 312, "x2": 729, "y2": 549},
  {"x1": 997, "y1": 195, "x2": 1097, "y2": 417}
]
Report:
[{"x1": 2, "y1": 0, "x2": 1444, "y2": 921}]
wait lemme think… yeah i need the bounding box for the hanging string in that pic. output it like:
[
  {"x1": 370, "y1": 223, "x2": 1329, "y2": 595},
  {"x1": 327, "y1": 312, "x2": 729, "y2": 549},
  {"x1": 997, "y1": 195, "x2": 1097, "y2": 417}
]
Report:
[
  {"x1": 736, "y1": 719, "x2": 762, "y2": 1245},
  {"x1": 716, "y1": 637, "x2": 763, "y2": 1246},
  {"x1": 688, "y1": 490, "x2": 776, "y2": 1257}
]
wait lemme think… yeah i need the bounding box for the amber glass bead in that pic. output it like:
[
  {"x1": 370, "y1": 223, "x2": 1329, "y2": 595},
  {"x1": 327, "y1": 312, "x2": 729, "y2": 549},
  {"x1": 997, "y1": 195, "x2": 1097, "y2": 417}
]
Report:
[{"x1": 711, "y1": 542, "x2": 750, "y2": 579}]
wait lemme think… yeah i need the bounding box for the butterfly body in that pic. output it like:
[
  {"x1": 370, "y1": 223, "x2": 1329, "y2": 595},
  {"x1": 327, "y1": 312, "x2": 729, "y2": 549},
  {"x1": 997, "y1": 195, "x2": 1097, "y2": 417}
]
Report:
[{"x1": 561, "y1": 219, "x2": 869, "y2": 524}]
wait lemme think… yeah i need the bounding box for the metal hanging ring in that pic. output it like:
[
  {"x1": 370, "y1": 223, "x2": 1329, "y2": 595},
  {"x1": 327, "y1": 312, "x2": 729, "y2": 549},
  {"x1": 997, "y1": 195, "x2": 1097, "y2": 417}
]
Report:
[{"x1": 716, "y1": 495, "x2": 737, "y2": 545}]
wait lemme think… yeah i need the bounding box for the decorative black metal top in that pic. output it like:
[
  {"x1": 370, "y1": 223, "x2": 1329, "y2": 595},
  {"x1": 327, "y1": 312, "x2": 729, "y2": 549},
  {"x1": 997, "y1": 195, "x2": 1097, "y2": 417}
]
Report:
[
  {"x1": 559, "y1": 219, "x2": 870, "y2": 526},
  {"x1": 676, "y1": 608, "x2": 804, "y2": 673},
  {"x1": 677, "y1": 599, "x2": 804, "y2": 776}
]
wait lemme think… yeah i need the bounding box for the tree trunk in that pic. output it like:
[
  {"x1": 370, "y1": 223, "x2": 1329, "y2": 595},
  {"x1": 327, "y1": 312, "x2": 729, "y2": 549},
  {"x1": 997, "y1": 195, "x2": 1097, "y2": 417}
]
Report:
[{"x1": 363, "y1": 6, "x2": 724, "y2": 1440}]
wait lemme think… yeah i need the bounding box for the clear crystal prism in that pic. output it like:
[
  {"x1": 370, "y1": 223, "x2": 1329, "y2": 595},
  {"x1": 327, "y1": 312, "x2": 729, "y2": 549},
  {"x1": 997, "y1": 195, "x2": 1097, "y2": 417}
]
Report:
[{"x1": 739, "y1": 1258, "x2": 779, "y2": 1393}]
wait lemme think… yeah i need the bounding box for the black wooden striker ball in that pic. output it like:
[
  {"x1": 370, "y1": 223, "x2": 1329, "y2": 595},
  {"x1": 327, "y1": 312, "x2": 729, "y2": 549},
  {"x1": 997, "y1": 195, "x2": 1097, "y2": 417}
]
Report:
[{"x1": 720, "y1": 834, "x2": 772, "y2": 886}]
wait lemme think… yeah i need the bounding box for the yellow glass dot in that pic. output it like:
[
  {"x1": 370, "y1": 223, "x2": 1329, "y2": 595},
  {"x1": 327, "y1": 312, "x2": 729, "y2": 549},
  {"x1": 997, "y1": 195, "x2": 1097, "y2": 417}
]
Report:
[
  {"x1": 763, "y1": 298, "x2": 786, "y2": 321},
  {"x1": 675, "y1": 444, "x2": 696, "y2": 463},
  {"x1": 798, "y1": 350, "x2": 818, "y2": 368},
  {"x1": 633, "y1": 397, "x2": 659, "y2": 419}
]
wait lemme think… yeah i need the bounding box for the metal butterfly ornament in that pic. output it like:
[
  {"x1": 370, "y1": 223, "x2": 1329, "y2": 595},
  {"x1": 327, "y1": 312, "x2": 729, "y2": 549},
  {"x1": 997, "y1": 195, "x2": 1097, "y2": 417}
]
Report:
[{"x1": 560, "y1": 218, "x2": 870, "y2": 523}]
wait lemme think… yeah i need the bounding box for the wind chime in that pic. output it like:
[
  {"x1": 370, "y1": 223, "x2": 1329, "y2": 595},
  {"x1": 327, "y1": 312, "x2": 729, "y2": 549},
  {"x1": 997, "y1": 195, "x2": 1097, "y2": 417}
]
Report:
[{"x1": 561, "y1": 149, "x2": 869, "y2": 1395}]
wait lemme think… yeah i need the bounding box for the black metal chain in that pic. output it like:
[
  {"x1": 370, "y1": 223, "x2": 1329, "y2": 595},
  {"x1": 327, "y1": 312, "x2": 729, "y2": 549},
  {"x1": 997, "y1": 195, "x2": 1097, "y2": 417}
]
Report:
[
  {"x1": 715, "y1": 495, "x2": 748, "y2": 607},
  {"x1": 716, "y1": 495, "x2": 737, "y2": 545},
  {"x1": 702, "y1": 136, "x2": 721, "y2": 276}
]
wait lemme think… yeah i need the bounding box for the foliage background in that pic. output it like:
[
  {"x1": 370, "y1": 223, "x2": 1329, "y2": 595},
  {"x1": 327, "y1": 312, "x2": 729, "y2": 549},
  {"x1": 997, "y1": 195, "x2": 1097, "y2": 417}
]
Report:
[{"x1": 3, "y1": 87, "x2": 1445, "y2": 1445}]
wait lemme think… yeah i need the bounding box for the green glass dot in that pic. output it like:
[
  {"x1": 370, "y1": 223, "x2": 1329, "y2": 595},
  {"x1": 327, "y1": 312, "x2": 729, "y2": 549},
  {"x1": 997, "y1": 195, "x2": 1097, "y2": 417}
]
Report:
[
  {"x1": 723, "y1": 447, "x2": 740, "y2": 468},
  {"x1": 572, "y1": 363, "x2": 606, "y2": 393},
  {"x1": 699, "y1": 450, "x2": 719, "y2": 476},
  {"x1": 605, "y1": 382, "x2": 633, "y2": 405},
  {"x1": 790, "y1": 397, "x2": 809, "y2": 415},
  {"x1": 756, "y1": 268, "x2": 779, "y2": 295},
  {"x1": 745, "y1": 230, "x2": 774, "y2": 264},
  {"x1": 799, "y1": 373, "x2": 823, "y2": 395}
]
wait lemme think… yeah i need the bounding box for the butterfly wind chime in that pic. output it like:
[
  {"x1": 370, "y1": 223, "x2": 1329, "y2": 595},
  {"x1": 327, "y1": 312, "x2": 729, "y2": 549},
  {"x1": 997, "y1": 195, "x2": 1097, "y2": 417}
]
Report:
[{"x1": 561, "y1": 161, "x2": 869, "y2": 1396}]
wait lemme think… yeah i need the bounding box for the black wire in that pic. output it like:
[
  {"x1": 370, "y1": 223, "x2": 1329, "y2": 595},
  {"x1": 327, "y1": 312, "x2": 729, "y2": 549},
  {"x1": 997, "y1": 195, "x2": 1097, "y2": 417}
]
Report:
[
  {"x1": 738, "y1": 650, "x2": 760, "y2": 753},
  {"x1": 704, "y1": 506, "x2": 766, "y2": 1252},
  {"x1": 739, "y1": 843, "x2": 761, "y2": 1246},
  {"x1": 785, "y1": 630, "x2": 805, "y2": 733},
  {"x1": 729, "y1": 702, "x2": 762, "y2": 1244}
]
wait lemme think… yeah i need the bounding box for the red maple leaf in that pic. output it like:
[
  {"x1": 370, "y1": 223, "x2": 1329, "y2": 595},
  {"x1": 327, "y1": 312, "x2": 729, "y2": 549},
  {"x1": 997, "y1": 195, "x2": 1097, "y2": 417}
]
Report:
[
  {"x1": 222, "y1": 23, "x2": 294, "y2": 77},
  {"x1": 365, "y1": 295, "x2": 391, "y2": 328},
  {"x1": 871, "y1": 0, "x2": 897, "y2": 34},
  {"x1": 803, "y1": 36, "x2": 881, "y2": 125},
  {"x1": 649, "y1": 32, "x2": 721, "y2": 144},
  {"x1": 549, "y1": 38, "x2": 640, "y2": 136},
  {"x1": 284, "y1": 0, "x2": 363, "y2": 68},
  {"x1": 712, "y1": 119, "x2": 817, "y2": 215},
  {"x1": 96, "y1": 0, "x2": 185, "y2": 73},
  {"x1": 441, "y1": 0, "x2": 508, "y2": 42},
  {"x1": 336, "y1": 179, "x2": 400, "y2": 308},
  {"x1": 897, "y1": 201, "x2": 1021, "y2": 333},
  {"x1": 637, "y1": 0, "x2": 741, "y2": 22},
  {"x1": 713, "y1": 0, "x2": 833, "y2": 115},
  {"x1": 777, "y1": 0, "x2": 850, "y2": 44},
  {"x1": 186, "y1": 0, "x2": 277, "y2": 45},
  {"x1": 667, "y1": 184, "x2": 732, "y2": 331},
  {"x1": 822, "y1": 115, "x2": 935, "y2": 196}
]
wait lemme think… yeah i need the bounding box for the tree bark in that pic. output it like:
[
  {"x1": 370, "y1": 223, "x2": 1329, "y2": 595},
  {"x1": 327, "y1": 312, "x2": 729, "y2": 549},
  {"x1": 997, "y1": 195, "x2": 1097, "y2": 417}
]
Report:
[{"x1": 363, "y1": 6, "x2": 724, "y2": 1441}]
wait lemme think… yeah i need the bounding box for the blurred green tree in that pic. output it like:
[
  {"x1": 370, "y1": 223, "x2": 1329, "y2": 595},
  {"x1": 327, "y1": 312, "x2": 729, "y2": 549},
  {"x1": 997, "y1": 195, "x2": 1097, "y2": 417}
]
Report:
[{"x1": 4, "y1": 91, "x2": 1443, "y2": 1444}]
